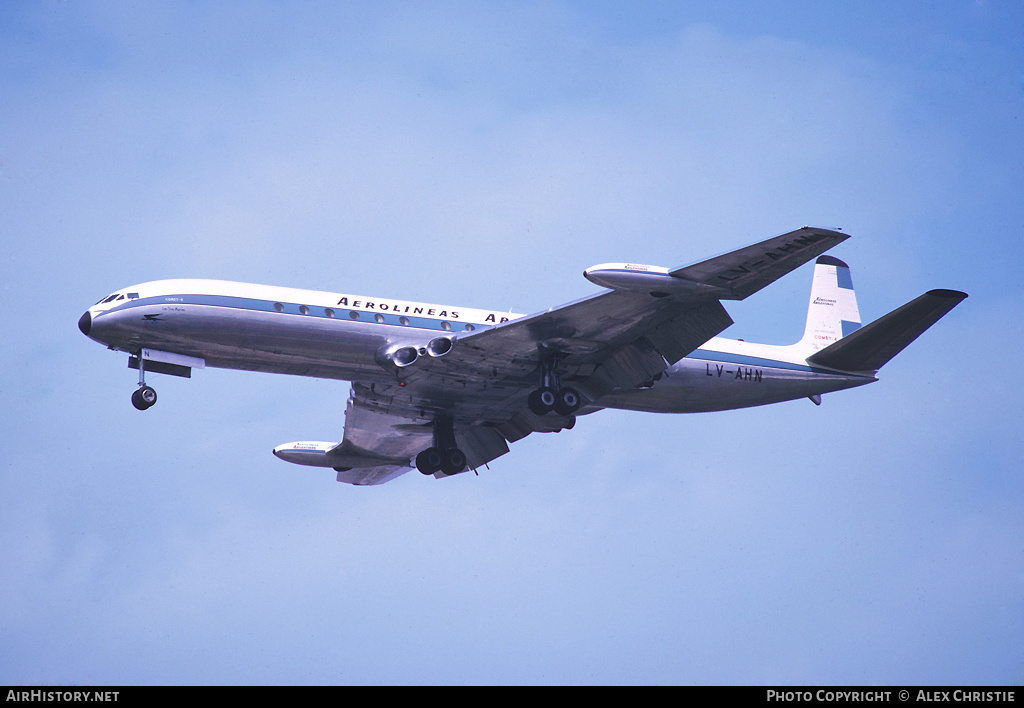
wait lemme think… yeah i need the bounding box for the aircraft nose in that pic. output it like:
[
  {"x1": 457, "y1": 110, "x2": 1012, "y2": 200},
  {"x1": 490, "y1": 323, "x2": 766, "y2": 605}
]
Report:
[{"x1": 78, "y1": 310, "x2": 91, "y2": 336}]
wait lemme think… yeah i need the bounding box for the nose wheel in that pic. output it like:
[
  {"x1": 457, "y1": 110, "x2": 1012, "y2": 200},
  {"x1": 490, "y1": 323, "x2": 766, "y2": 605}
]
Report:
[{"x1": 131, "y1": 385, "x2": 158, "y2": 410}]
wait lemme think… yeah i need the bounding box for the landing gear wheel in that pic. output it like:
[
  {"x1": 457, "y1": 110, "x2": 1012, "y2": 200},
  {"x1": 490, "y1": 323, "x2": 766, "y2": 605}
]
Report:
[
  {"x1": 528, "y1": 387, "x2": 557, "y2": 415},
  {"x1": 131, "y1": 385, "x2": 157, "y2": 410},
  {"x1": 440, "y1": 448, "x2": 467, "y2": 476},
  {"x1": 416, "y1": 447, "x2": 444, "y2": 475},
  {"x1": 553, "y1": 387, "x2": 581, "y2": 416},
  {"x1": 417, "y1": 415, "x2": 468, "y2": 478},
  {"x1": 416, "y1": 446, "x2": 467, "y2": 476}
]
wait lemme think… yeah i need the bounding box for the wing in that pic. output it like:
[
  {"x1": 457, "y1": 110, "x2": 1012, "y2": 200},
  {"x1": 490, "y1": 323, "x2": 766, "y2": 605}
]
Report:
[
  {"x1": 326, "y1": 386, "x2": 429, "y2": 485},
  {"x1": 333, "y1": 226, "x2": 847, "y2": 483},
  {"x1": 396, "y1": 227, "x2": 848, "y2": 398},
  {"x1": 330, "y1": 382, "x2": 514, "y2": 484},
  {"x1": 669, "y1": 226, "x2": 849, "y2": 299}
]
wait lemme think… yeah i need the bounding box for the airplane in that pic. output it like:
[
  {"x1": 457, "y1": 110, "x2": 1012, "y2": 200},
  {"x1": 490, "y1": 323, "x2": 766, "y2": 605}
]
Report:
[{"x1": 77, "y1": 227, "x2": 966, "y2": 485}]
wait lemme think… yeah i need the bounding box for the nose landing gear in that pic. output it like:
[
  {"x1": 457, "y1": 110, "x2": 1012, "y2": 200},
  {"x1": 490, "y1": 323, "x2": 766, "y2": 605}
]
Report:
[{"x1": 130, "y1": 354, "x2": 157, "y2": 410}]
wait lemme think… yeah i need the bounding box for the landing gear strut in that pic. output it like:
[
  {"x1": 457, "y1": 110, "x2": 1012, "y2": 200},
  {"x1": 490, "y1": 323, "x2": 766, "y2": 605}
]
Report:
[
  {"x1": 527, "y1": 350, "x2": 582, "y2": 417},
  {"x1": 131, "y1": 354, "x2": 157, "y2": 410},
  {"x1": 415, "y1": 414, "x2": 467, "y2": 476}
]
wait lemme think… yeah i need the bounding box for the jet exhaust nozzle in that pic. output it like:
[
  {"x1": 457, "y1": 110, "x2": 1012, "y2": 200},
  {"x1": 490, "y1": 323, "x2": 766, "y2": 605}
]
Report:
[
  {"x1": 377, "y1": 344, "x2": 420, "y2": 368},
  {"x1": 426, "y1": 337, "x2": 453, "y2": 357}
]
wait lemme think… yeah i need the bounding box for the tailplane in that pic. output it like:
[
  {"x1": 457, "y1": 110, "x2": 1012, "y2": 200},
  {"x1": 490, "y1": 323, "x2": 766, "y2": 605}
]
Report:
[{"x1": 807, "y1": 289, "x2": 967, "y2": 373}]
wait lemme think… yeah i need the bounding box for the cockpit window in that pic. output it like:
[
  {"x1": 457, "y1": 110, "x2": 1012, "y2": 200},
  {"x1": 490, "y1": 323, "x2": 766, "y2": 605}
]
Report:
[{"x1": 95, "y1": 292, "x2": 134, "y2": 305}]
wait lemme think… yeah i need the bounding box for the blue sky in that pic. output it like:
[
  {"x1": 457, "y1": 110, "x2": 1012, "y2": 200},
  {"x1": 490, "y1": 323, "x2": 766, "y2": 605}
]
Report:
[{"x1": 2, "y1": 0, "x2": 1022, "y2": 685}]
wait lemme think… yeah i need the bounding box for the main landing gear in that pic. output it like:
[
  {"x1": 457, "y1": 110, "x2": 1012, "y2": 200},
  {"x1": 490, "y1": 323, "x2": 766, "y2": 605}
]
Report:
[
  {"x1": 415, "y1": 414, "x2": 467, "y2": 477},
  {"x1": 527, "y1": 352, "x2": 582, "y2": 417},
  {"x1": 131, "y1": 355, "x2": 157, "y2": 410}
]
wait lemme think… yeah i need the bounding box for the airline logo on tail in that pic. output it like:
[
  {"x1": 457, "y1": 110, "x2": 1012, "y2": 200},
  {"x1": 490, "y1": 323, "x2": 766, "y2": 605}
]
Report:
[{"x1": 799, "y1": 256, "x2": 861, "y2": 352}]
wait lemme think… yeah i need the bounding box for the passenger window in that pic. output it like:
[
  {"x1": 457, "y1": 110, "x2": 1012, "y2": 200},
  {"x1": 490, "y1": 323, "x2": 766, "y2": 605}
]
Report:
[
  {"x1": 299, "y1": 305, "x2": 309, "y2": 315},
  {"x1": 399, "y1": 316, "x2": 410, "y2": 326},
  {"x1": 324, "y1": 308, "x2": 335, "y2": 318},
  {"x1": 274, "y1": 302, "x2": 284, "y2": 312},
  {"x1": 349, "y1": 311, "x2": 360, "y2": 320},
  {"x1": 464, "y1": 324, "x2": 475, "y2": 332},
  {"x1": 374, "y1": 314, "x2": 385, "y2": 323}
]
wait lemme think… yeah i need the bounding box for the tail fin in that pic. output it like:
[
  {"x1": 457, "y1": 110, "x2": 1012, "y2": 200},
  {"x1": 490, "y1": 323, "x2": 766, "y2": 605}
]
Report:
[
  {"x1": 807, "y1": 289, "x2": 967, "y2": 373},
  {"x1": 793, "y1": 256, "x2": 862, "y2": 355}
]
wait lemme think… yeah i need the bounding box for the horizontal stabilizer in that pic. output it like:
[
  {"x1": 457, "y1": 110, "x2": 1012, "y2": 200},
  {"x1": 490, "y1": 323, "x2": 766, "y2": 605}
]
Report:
[{"x1": 806, "y1": 289, "x2": 966, "y2": 372}]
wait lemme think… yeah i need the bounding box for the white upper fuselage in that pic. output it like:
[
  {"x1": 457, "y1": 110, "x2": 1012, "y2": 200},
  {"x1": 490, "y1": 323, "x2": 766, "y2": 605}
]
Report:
[
  {"x1": 88, "y1": 278, "x2": 521, "y2": 329},
  {"x1": 83, "y1": 279, "x2": 523, "y2": 382}
]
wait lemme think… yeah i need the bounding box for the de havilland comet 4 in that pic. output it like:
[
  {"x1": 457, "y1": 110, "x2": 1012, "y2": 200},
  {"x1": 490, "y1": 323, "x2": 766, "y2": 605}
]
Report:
[{"x1": 78, "y1": 227, "x2": 966, "y2": 485}]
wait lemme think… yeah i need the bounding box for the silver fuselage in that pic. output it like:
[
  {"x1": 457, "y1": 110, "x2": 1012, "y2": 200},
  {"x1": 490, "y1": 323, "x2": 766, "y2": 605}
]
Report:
[{"x1": 80, "y1": 279, "x2": 874, "y2": 414}]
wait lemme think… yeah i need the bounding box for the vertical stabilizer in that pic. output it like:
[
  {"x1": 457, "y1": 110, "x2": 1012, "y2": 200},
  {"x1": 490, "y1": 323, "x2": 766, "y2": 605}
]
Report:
[{"x1": 794, "y1": 256, "x2": 861, "y2": 355}]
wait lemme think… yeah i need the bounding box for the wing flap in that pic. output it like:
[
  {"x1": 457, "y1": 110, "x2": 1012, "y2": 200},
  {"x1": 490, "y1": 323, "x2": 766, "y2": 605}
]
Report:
[
  {"x1": 326, "y1": 384, "x2": 516, "y2": 484},
  {"x1": 457, "y1": 425, "x2": 510, "y2": 470},
  {"x1": 580, "y1": 299, "x2": 736, "y2": 397},
  {"x1": 581, "y1": 337, "x2": 666, "y2": 398},
  {"x1": 644, "y1": 300, "x2": 735, "y2": 365},
  {"x1": 336, "y1": 465, "x2": 412, "y2": 486},
  {"x1": 319, "y1": 386, "x2": 430, "y2": 485}
]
